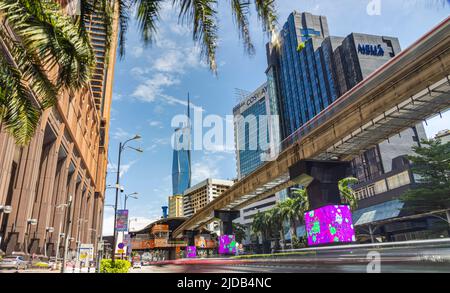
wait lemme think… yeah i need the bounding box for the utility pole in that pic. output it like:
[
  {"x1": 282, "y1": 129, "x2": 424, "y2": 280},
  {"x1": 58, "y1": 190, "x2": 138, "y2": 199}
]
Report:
[{"x1": 61, "y1": 195, "x2": 73, "y2": 273}]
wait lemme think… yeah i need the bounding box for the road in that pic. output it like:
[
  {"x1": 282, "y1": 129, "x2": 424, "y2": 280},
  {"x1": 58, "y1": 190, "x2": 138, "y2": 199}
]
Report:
[{"x1": 130, "y1": 242, "x2": 450, "y2": 273}]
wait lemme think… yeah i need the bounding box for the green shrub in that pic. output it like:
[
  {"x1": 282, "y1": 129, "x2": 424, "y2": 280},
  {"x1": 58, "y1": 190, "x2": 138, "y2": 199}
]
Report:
[{"x1": 100, "y1": 259, "x2": 131, "y2": 273}]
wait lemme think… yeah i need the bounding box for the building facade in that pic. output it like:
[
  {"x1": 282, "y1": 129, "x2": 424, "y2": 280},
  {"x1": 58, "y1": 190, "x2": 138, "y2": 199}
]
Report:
[
  {"x1": 182, "y1": 179, "x2": 233, "y2": 234},
  {"x1": 172, "y1": 98, "x2": 191, "y2": 196},
  {"x1": 267, "y1": 11, "x2": 438, "y2": 242},
  {"x1": 168, "y1": 195, "x2": 183, "y2": 218},
  {"x1": 435, "y1": 129, "x2": 450, "y2": 143},
  {"x1": 232, "y1": 84, "x2": 285, "y2": 241},
  {"x1": 0, "y1": 1, "x2": 118, "y2": 258},
  {"x1": 267, "y1": 11, "x2": 402, "y2": 140}
]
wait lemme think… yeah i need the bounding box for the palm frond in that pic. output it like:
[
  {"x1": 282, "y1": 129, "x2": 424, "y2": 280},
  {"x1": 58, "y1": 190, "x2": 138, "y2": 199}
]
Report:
[
  {"x1": 117, "y1": 0, "x2": 131, "y2": 57},
  {"x1": 253, "y1": 0, "x2": 277, "y2": 35},
  {"x1": 134, "y1": 0, "x2": 162, "y2": 44},
  {"x1": 0, "y1": 0, "x2": 95, "y2": 90},
  {"x1": 0, "y1": 52, "x2": 41, "y2": 145},
  {"x1": 176, "y1": 0, "x2": 219, "y2": 72},
  {"x1": 230, "y1": 0, "x2": 255, "y2": 55}
]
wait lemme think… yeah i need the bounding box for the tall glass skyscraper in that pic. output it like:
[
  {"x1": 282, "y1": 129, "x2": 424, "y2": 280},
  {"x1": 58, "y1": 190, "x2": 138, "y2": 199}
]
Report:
[
  {"x1": 172, "y1": 96, "x2": 192, "y2": 195},
  {"x1": 266, "y1": 11, "x2": 401, "y2": 140}
]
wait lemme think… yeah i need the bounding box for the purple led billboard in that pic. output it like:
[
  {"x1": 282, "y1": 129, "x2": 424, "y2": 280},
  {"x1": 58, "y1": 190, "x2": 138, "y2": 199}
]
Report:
[
  {"x1": 304, "y1": 205, "x2": 355, "y2": 246},
  {"x1": 218, "y1": 235, "x2": 236, "y2": 255},
  {"x1": 186, "y1": 246, "x2": 196, "y2": 258}
]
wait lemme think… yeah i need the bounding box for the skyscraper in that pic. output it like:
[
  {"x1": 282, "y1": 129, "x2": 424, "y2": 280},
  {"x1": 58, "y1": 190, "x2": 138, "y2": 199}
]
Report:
[
  {"x1": 172, "y1": 95, "x2": 192, "y2": 195},
  {"x1": 266, "y1": 11, "x2": 428, "y2": 240},
  {"x1": 232, "y1": 83, "x2": 285, "y2": 244}
]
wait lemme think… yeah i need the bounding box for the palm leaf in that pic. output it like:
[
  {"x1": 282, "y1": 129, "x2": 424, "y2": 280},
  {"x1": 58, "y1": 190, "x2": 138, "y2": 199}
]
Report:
[
  {"x1": 134, "y1": 0, "x2": 162, "y2": 44},
  {"x1": 230, "y1": 0, "x2": 254, "y2": 55}
]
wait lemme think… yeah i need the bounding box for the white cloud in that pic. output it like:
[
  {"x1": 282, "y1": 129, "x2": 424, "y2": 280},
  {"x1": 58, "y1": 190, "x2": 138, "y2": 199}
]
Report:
[
  {"x1": 113, "y1": 92, "x2": 123, "y2": 101},
  {"x1": 191, "y1": 154, "x2": 228, "y2": 184},
  {"x1": 130, "y1": 46, "x2": 144, "y2": 58},
  {"x1": 132, "y1": 73, "x2": 180, "y2": 102},
  {"x1": 107, "y1": 160, "x2": 137, "y2": 178},
  {"x1": 112, "y1": 127, "x2": 131, "y2": 140},
  {"x1": 149, "y1": 120, "x2": 163, "y2": 128}
]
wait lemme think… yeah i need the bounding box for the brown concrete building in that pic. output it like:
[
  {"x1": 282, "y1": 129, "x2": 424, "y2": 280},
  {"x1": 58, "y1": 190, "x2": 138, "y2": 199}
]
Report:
[
  {"x1": 168, "y1": 195, "x2": 183, "y2": 218},
  {"x1": 0, "y1": 2, "x2": 119, "y2": 259}
]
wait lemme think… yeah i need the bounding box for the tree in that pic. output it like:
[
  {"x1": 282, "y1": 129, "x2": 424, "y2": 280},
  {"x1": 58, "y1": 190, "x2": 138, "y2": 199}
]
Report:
[
  {"x1": 401, "y1": 139, "x2": 450, "y2": 222},
  {"x1": 338, "y1": 177, "x2": 359, "y2": 211},
  {"x1": 232, "y1": 222, "x2": 247, "y2": 244},
  {"x1": 113, "y1": 0, "x2": 278, "y2": 73},
  {"x1": 0, "y1": 0, "x2": 95, "y2": 145}
]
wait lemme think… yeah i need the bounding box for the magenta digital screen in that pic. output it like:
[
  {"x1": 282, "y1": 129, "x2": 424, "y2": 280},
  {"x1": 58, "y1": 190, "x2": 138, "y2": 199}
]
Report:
[
  {"x1": 218, "y1": 235, "x2": 236, "y2": 254},
  {"x1": 186, "y1": 246, "x2": 196, "y2": 258},
  {"x1": 304, "y1": 205, "x2": 355, "y2": 246}
]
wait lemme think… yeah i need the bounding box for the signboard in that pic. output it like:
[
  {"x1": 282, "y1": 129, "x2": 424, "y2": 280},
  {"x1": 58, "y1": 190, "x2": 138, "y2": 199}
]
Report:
[
  {"x1": 125, "y1": 234, "x2": 132, "y2": 256},
  {"x1": 304, "y1": 204, "x2": 355, "y2": 246},
  {"x1": 78, "y1": 244, "x2": 94, "y2": 262},
  {"x1": 116, "y1": 209, "x2": 128, "y2": 231},
  {"x1": 357, "y1": 44, "x2": 384, "y2": 57}
]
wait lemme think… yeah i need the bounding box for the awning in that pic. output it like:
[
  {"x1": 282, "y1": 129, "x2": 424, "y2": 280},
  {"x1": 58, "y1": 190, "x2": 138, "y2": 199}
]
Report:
[{"x1": 352, "y1": 200, "x2": 404, "y2": 226}]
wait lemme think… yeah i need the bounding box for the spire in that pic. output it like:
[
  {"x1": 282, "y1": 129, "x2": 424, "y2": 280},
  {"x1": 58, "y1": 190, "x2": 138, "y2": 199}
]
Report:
[{"x1": 187, "y1": 92, "x2": 190, "y2": 120}]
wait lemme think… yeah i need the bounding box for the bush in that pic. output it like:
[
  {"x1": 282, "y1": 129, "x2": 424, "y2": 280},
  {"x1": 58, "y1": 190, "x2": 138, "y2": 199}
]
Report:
[{"x1": 100, "y1": 259, "x2": 131, "y2": 273}]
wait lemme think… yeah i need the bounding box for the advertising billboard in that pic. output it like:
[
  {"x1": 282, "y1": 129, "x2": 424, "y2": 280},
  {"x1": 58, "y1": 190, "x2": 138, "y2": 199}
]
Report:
[
  {"x1": 218, "y1": 235, "x2": 237, "y2": 255},
  {"x1": 186, "y1": 246, "x2": 196, "y2": 258},
  {"x1": 116, "y1": 209, "x2": 128, "y2": 232},
  {"x1": 304, "y1": 204, "x2": 355, "y2": 246}
]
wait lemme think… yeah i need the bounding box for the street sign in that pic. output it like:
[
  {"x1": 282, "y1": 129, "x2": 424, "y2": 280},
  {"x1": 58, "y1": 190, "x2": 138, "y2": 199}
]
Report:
[
  {"x1": 97, "y1": 241, "x2": 104, "y2": 251},
  {"x1": 117, "y1": 249, "x2": 124, "y2": 254},
  {"x1": 118, "y1": 243, "x2": 124, "y2": 249},
  {"x1": 78, "y1": 244, "x2": 94, "y2": 262}
]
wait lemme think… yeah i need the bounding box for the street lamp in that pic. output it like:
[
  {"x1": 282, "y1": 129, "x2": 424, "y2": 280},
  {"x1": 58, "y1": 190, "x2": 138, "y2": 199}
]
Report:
[
  {"x1": 44, "y1": 226, "x2": 54, "y2": 258},
  {"x1": 112, "y1": 134, "x2": 142, "y2": 262},
  {"x1": 124, "y1": 192, "x2": 139, "y2": 210},
  {"x1": 0, "y1": 205, "x2": 12, "y2": 250},
  {"x1": 25, "y1": 219, "x2": 37, "y2": 256}
]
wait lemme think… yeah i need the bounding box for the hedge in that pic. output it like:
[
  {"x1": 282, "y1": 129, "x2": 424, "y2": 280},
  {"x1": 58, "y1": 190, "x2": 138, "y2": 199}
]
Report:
[{"x1": 100, "y1": 259, "x2": 131, "y2": 273}]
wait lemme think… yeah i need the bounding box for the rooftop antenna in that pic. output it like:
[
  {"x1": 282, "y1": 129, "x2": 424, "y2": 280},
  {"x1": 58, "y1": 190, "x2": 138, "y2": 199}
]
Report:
[{"x1": 234, "y1": 88, "x2": 251, "y2": 104}]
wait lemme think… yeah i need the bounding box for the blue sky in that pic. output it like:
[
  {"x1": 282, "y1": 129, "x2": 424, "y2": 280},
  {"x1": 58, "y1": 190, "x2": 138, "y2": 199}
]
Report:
[{"x1": 102, "y1": 0, "x2": 450, "y2": 235}]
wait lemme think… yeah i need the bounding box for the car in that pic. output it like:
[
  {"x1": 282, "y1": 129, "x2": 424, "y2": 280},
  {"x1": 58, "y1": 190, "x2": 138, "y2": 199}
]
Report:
[
  {"x1": 0, "y1": 256, "x2": 28, "y2": 270},
  {"x1": 132, "y1": 262, "x2": 142, "y2": 269},
  {"x1": 142, "y1": 261, "x2": 151, "y2": 266}
]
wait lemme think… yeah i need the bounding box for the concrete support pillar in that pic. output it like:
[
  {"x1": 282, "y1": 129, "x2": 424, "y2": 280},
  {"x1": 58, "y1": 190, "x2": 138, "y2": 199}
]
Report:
[
  {"x1": 184, "y1": 230, "x2": 196, "y2": 246},
  {"x1": 288, "y1": 160, "x2": 352, "y2": 209},
  {"x1": 4, "y1": 129, "x2": 45, "y2": 254},
  {"x1": 214, "y1": 210, "x2": 240, "y2": 235}
]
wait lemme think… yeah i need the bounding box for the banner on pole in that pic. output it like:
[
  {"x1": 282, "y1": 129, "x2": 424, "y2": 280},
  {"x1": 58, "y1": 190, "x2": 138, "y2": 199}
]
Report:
[{"x1": 116, "y1": 209, "x2": 128, "y2": 231}]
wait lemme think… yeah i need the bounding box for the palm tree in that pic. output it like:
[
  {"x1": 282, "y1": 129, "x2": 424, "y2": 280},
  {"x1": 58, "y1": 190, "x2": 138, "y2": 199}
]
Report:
[
  {"x1": 113, "y1": 0, "x2": 278, "y2": 72},
  {"x1": 338, "y1": 177, "x2": 359, "y2": 211},
  {"x1": 0, "y1": 0, "x2": 95, "y2": 144}
]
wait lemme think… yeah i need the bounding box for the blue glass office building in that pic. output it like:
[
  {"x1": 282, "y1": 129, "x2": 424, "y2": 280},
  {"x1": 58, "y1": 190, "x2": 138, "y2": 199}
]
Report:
[
  {"x1": 267, "y1": 12, "x2": 401, "y2": 140},
  {"x1": 233, "y1": 84, "x2": 272, "y2": 178},
  {"x1": 172, "y1": 100, "x2": 191, "y2": 195}
]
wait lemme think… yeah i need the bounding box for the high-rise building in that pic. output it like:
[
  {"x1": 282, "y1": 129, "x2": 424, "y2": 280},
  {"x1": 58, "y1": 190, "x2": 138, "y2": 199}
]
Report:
[
  {"x1": 168, "y1": 195, "x2": 184, "y2": 218},
  {"x1": 182, "y1": 178, "x2": 233, "y2": 234},
  {"x1": 266, "y1": 11, "x2": 430, "y2": 241},
  {"x1": 172, "y1": 96, "x2": 192, "y2": 196},
  {"x1": 435, "y1": 129, "x2": 450, "y2": 143},
  {"x1": 0, "y1": 1, "x2": 118, "y2": 257},
  {"x1": 267, "y1": 11, "x2": 401, "y2": 140},
  {"x1": 232, "y1": 83, "x2": 285, "y2": 242}
]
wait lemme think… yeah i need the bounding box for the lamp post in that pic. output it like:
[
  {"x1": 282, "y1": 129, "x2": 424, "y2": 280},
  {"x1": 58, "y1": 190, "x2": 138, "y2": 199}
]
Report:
[
  {"x1": 61, "y1": 195, "x2": 73, "y2": 273},
  {"x1": 25, "y1": 219, "x2": 37, "y2": 257},
  {"x1": 124, "y1": 192, "x2": 138, "y2": 210},
  {"x1": 54, "y1": 202, "x2": 69, "y2": 269},
  {"x1": 0, "y1": 205, "x2": 12, "y2": 251},
  {"x1": 111, "y1": 135, "x2": 142, "y2": 263},
  {"x1": 44, "y1": 226, "x2": 54, "y2": 258}
]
